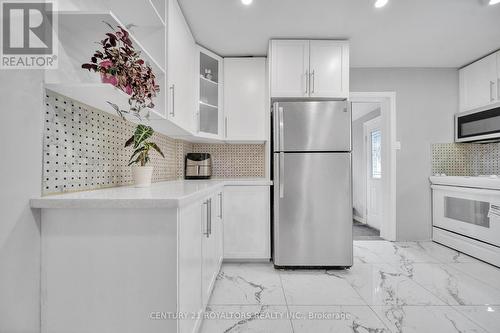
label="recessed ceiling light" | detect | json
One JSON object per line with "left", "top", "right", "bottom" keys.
{"left": 241, "top": 0, "right": 253, "bottom": 5}
{"left": 489, "top": 0, "right": 500, "bottom": 5}
{"left": 374, "top": 0, "right": 388, "bottom": 8}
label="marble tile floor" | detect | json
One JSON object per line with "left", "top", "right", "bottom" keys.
{"left": 200, "top": 240, "right": 500, "bottom": 333}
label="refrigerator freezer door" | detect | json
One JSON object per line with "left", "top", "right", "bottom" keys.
{"left": 273, "top": 101, "right": 351, "bottom": 152}
{"left": 274, "top": 152, "right": 353, "bottom": 267}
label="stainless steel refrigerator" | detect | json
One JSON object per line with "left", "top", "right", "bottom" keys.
{"left": 272, "top": 100, "right": 353, "bottom": 268}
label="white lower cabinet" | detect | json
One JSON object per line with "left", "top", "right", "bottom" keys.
{"left": 41, "top": 188, "right": 224, "bottom": 333}
{"left": 180, "top": 191, "right": 223, "bottom": 333}
{"left": 223, "top": 186, "right": 270, "bottom": 260}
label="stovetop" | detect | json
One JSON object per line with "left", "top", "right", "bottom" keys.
{"left": 430, "top": 175, "right": 500, "bottom": 190}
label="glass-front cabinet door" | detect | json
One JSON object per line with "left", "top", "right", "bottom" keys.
{"left": 196, "top": 46, "right": 223, "bottom": 138}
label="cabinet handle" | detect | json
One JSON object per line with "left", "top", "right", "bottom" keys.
{"left": 311, "top": 70, "right": 315, "bottom": 94}
{"left": 208, "top": 198, "right": 212, "bottom": 236}
{"left": 169, "top": 84, "right": 175, "bottom": 117}
{"left": 305, "top": 70, "right": 309, "bottom": 96}
{"left": 225, "top": 116, "right": 228, "bottom": 139}
{"left": 203, "top": 200, "right": 209, "bottom": 237}
{"left": 498, "top": 78, "right": 500, "bottom": 101}
{"left": 490, "top": 81, "right": 495, "bottom": 102}
{"left": 218, "top": 192, "right": 223, "bottom": 219}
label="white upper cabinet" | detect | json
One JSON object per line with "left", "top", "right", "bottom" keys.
{"left": 223, "top": 57, "right": 267, "bottom": 141}
{"left": 196, "top": 46, "right": 224, "bottom": 139}
{"left": 167, "top": 0, "right": 196, "bottom": 132}
{"left": 270, "top": 40, "right": 310, "bottom": 98}
{"left": 270, "top": 40, "right": 349, "bottom": 99}
{"left": 309, "top": 40, "right": 349, "bottom": 98}
{"left": 459, "top": 52, "right": 499, "bottom": 112}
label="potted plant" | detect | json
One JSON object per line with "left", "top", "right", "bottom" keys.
{"left": 82, "top": 24, "right": 165, "bottom": 187}
{"left": 125, "top": 125, "right": 164, "bottom": 187}
{"left": 82, "top": 24, "right": 160, "bottom": 120}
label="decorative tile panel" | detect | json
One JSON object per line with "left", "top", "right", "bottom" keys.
{"left": 191, "top": 144, "right": 266, "bottom": 178}
{"left": 432, "top": 143, "right": 500, "bottom": 176}
{"left": 42, "top": 90, "right": 178, "bottom": 195}
{"left": 42, "top": 90, "right": 266, "bottom": 195}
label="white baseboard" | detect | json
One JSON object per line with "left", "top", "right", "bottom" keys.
{"left": 353, "top": 215, "right": 366, "bottom": 224}
{"left": 433, "top": 227, "right": 500, "bottom": 267}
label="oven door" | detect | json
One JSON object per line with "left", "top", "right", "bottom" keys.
{"left": 432, "top": 185, "right": 500, "bottom": 247}
{"left": 456, "top": 104, "right": 500, "bottom": 142}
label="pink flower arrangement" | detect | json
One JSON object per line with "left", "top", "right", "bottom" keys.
{"left": 82, "top": 24, "right": 160, "bottom": 118}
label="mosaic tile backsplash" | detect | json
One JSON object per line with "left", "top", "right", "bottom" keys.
{"left": 43, "top": 90, "right": 265, "bottom": 195}
{"left": 432, "top": 143, "right": 500, "bottom": 176}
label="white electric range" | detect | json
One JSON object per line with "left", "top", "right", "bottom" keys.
{"left": 430, "top": 175, "right": 500, "bottom": 267}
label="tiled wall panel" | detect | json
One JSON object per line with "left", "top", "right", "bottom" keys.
{"left": 42, "top": 91, "right": 265, "bottom": 195}
{"left": 432, "top": 143, "right": 500, "bottom": 176}
{"left": 192, "top": 144, "right": 265, "bottom": 178}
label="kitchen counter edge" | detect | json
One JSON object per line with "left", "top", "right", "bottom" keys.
{"left": 30, "top": 179, "right": 273, "bottom": 209}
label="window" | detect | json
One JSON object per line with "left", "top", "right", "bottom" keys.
{"left": 371, "top": 130, "right": 381, "bottom": 179}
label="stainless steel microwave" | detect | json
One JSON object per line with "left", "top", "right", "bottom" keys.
{"left": 455, "top": 102, "right": 500, "bottom": 142}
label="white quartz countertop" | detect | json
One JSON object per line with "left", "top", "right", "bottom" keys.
{"left": 30, "top": 178, "right": 272, "bottom": 209}
{"left": 430, "top": 176, "right": 500, "bottom": 190}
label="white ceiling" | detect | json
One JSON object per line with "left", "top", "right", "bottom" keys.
{"left": 352, "top": 102, "right": 380, "bottom": 121}
{"left": 178, "top": 0, "right": 500, "bottom": 68}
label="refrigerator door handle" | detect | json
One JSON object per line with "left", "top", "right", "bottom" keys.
{"left": 279, "top": 106, "right": 284, "bottom": 151}
{"left": 273, "top": 102, "right": 279, "bottom": 151}
{"left": 279, "top": 152, "right": 285, "bottom": 198}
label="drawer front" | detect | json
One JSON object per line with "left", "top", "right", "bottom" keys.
{"left": 432, "top": 185, "right": 500, "bottom": 247}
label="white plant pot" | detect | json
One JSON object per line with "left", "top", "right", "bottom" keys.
{"left": 132, "top": 166, "right": 154, "bottom": 188}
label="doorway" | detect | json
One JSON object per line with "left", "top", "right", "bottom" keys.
{"left": 350, "top": 93, "right": 397, "bottom": 241}
{"left": 352, "top": 102, "right": 383, "bottom": 240}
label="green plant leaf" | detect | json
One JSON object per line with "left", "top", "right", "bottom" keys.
{"left": 128, "top": 156, "right": 140, "bottom": 166}
{"left": 148, "top": 142, "right": 165, "bottom": 158}
{"left": 124, "top": 135, "right": 134, "bottom": 147}
{"left": 133, "top": 125, "right": 153, "bottom": 148}
{"left": 129, "top": 146, "right": 146, "bottom": 162}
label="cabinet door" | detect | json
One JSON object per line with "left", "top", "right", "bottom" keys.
{"left": 224, "top": 58, "right": 267, "bottom": 141}
{"left": 214, "top": 191, "right": 224, "bottom": 266}
{"left": 459, "top": 53, "right": 498, "bottom": 111}
{"left": 178, "top": 200, "right": 203, "bottom": 333}
{"left": 168, "top": 0, "right": 196, "bottom": 131}
{"left": 223, "top": 186, "right": 270, "bottom": 260}
{"left": 201, "top": 196, "right": 220, "bottom": 307}
{"left": 271, "top": 40, "right": 310, "bottom": 98}
{"left": 197, "top": 47, "right": 224, "bottom": 138}
{"left": 309, "top": 40, "right": 349, "bottom": 98}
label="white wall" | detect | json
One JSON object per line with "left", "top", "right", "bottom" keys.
{"left": 350, "top": 68, "right": 458, "bottom": 241}
{"left": 0, "top": 71, "right": 44, "bottom": 333}
{"left": 352, "top": 107, "right": 381, "bottom": 222}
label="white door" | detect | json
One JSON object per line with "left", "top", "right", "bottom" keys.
{"left": 459, "top": 53, "right": 498, "bottom": 111}
{"left": 167, "top": 0, "right": 196, "bottom": 131}
{"left": 270, "top": 40, "right": 310, "bottom": 98}
{"left": 309, "top": 40, "right": 349, "bottom": 98}
{"left": 223, "top": 186, "right": 270, "bottom": 260}
{"left": 223, "top": 57, "right": 267, "bottom": 141}
{"left": 364, "top": 118, "right": 383, "bottom": 231}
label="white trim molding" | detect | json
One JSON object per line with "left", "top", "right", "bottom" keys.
{"left": 350, "top": 92, "right": 397, "bottom": 241}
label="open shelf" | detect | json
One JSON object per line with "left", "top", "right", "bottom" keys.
{"left": 56, "top": 11, "right": 165, "bottom": 74}
{"left": 200, "top": 75, "right": 218, "bottom": 86}
{"left": 199, "top": 101, "right": 218, "bottom": 109}
{"left": 45, "top": 83, "right": 165, "bottom": 121}
{"left": 45, "top": 10, "right": 166, "bottom": 119}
